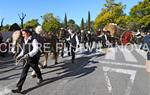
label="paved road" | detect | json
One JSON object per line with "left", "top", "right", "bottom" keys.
{"left": 0, "top": 44, "right": 149, "bottom": 95}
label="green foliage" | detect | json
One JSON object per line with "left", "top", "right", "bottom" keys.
{"left": 80, "top": 18, "right": 84, "bottom": 30}
{"left": 9, "top": 23, "right": 21, "bottom": 31}
{"left": 84, "top": 21, "right": 95, "bottom": 32}
{"left": 64, "top": 13, "right": 68, "bottom": 28}
{"left": 42, "top": 13, "right": 60, "bottom": 32}
{"left": 94, "top": 0, "right": 126, "bottom": 30}
{"left": 24, "top": 19, "right": 39, "bottom": 29}
{"left": 67, "top": 19, "right": 80, "bottom": 32}
{"left": 68, "top": 19, "right": 75, "bottom": 29}
{"left": 0, "top": 24, "right": 10, "bottom": 32}
{"left": 130, "top": 0, "right": 150, "bottom": 31}
{"left": 88, "top": 11, "right": 91, "bottom": 31}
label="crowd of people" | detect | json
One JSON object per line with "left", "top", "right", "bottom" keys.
{"left": 0, "top": 26, "right": 150, "bottom": 93}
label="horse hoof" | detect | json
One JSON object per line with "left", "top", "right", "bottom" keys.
{"left": 61, "top": 52, "right": 64, "bottom": 57}
{"left": 43, "top": 65, "right": 47, "bottom": 68}
{"left": 55, "top": 62, "right": 58, "bottom": 64}
{"left": 68, "top": 52, "right": 70, "bottom": 56}
{"left": 32, "top": 75, "right": 36, "bottom": 78}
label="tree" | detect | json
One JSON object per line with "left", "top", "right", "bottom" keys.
{"left": 1, "top": 24, "right": 10, "bottom": 32}
{"left": 9, "top": 23, "right": 21, "bottom": 31}
{"left": 130, "top": 0, "right": 150, "bottom": 32}
{"left": 67, "top": 19, "right": 80, "bottom": 32}
{"left": 94, "top": 0, "right": 126, "bottom": 30}
{"left": 0, "top": 18, "right": 4, "bottom": 31}
{"left": 127, "top": 22, "right": 141, "bottom": 32}
{"left": 88, "top": 11, "right": 91, "bottom": 31}
{"left": 64, "top": 13, "right": 68, "bottom": 28}
{"left": 80, "top": 18, "right": 84, "bottom": 30}
{"left": 68, "top": 19, "right": 75, "bottom": 29}
{"left": 18, "top": 12, "right": 26, "bottom": 29}
{"left": 24, "top": 19, "right": 39, "bottom": 29}
{"left": 42, "top": 13, "right": 60, "bottom": 32}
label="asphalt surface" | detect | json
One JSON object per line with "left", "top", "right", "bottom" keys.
{"left": 0, "top": 44, "right": 149, "bottom": 95}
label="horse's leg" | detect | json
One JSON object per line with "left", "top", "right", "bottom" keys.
{"left": 61, "top": 42, "right": 64, "bottom": 57}
{"left": 54, "top": 44, "right": 58, "bottom": 64}
{"left": 66, "top": 41, "right": 70, "bottom": 56}
{"left": 43, "top": 53, "right": 48, "bottom": 68}
{"left": 84, "top": 41, "right": 87, "bottom": 49}
{"left": 31, "top": 70, "right": 36, "bottom": 78}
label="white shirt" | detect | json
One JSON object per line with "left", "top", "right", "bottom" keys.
{"left": 71, "top": 33, "right": 79, "bottom": 46}
{"left": 104, "top": 34, "right": 108, "bottom": 41}
{"left": 17, "top": 36, "right": 39, "bottom": 58}
{"left": 66, "top": 33, "right": 79, "bottom": 46}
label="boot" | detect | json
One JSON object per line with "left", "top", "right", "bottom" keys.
{"left": 12, "top": 87, "right": 22, "bottom": 93}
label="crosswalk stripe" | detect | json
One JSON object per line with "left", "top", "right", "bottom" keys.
{"left": 61, "top": 45, "right": 147, "bottom": 64}
{"left": 135, "top": 49, "right": 147, "bottom": 59}
{"left": 104, "top": 48, "right": 116, "bottom": 60}
{"left": 120, "top": 48, "right": 138, "bottom": 63}
{"left": 99, "top": 60, "right": 145, "bottom": 69}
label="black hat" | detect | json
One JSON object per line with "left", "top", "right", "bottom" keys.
{"left": 21, "top": 29, "right": 33, "bottom": 34}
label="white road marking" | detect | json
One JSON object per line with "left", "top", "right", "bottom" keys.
{"left": 99, "top": 60, "right": 145, "bottom": 69}
{"left": 120, "top": 48, "right": 138, "bottom": 63}
{"left": 105, "top": 48, "right": 116, "bottom": 60}
{"left": 103, "top": 66, "right": 136, "bottom": 95}
{"left": 135, "top": 49, "right": 147, "bottom": 59}
{"left": 0, "top": 86, "right": 11, "bottom": 95}
{"left": 104, "top": 71, "right": 113, "bottom": 94}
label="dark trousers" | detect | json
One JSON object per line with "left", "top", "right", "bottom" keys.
{"left": 147, "top": 52, "right": 150, "bottom": 60}
{"left": 17, "top": 58, "right": 42, "bottom": 89}
{"left": 102, "top": 41, "right": 107, "bottom": 48}
{"left": 71, "top": 47, "right": 76, "bottom": 61}
{"left": 66, "top": 41, "right": 70, "bottom": 56}
{"left": 88, "top": 41, "right": 93, "bottom": 49}
{"left": 84, "top": 41, "right": 87, "bottom": 49}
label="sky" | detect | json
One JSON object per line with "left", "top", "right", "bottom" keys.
{"left": 0, "top": 0, "right": 142, "bottom": 26}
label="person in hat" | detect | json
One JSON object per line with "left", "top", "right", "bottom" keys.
{"left": 12, "top": 29, "right": 43, "bottom": 93}
{"left": 68, "top": 29, "right": 80, "bottom": 63}
{"left": 141, "top": 30, "right": 150, "bottom": 73}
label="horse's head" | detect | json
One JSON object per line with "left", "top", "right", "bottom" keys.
{"left": 103, "top": 23, "right": 118, "bottom": 37}
{"left": 35, "top": 25, "right": 44, "bottom": 35}
{"left": 11, "top": 30, "right": 22, "bottom": 54}
{"left": 12, "top": 30, "right": 21, "bottom": 44}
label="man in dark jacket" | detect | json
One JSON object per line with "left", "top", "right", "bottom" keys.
{"left": 68, "top": 29, "right": 80, "bottom": 63}
{"left": 142, "top": 32, "right": 150, "bottom": 59}
{"left": 12, "top": 29, "right": 43, "bottom": 93}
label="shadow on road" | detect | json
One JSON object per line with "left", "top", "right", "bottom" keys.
{"left": 21, "top": 52, "right": 105, "bottom": 94}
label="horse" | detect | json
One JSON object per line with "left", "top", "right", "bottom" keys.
{"left": 120, "top": 31, "right": 134, "bottom": 45}
{"left": 9, "top": 26, "right": 59, "bottom": 67}
{"left": 9, "top": 27, "right": 60, "bottom": 78}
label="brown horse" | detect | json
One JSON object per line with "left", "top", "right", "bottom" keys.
{"left": 120, "top": 31, "right": 133, "bottom": 45}
{"left": 10, "top": 27, "right": 59, "bottom": 67}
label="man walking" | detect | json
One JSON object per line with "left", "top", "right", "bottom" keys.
{"left": 12, "top": 29, "right": 43, "bottom": 93}
{"left": 68, "top": 29, "right": 80, "bottom": 63}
